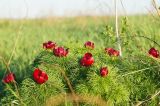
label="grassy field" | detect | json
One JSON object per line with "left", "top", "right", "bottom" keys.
{"left": 0, "top": 16, "right": 160, "bottom": 105}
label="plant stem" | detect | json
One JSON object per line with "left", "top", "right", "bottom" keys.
{"left": 152, "top": 0, "right": 160, "bottom": 17}
{"left": 136, "top": 90, "right": 160, "bottom": 106}
{"left": 115, "top": 0, "right": 122, "bottom": 56}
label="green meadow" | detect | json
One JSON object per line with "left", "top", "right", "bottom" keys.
{"left": 0, "top": 16, "right": 160, "bottom": 105}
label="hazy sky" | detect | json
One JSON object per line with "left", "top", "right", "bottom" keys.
{"left": 0, "top": 0, "right": 155, "bottom": 18}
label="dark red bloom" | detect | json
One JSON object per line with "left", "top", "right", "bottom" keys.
{"left": 80, "top": 53, "right": 94, "bottom": 67}
{"left": 33, "top": 68, "right": 48, "bottom": 84}
{"left": 43, "top": 41, "right": 56, "bottom": 50}
{"left": 84, "top": 41, "right": 94, "bottom": 49}
{"left": 2, "top": 73, "right": 15, "bottom": 84}
{"left": 100, "top": 67, "right": 108, "bottom": 77}
{"left": 53, "top": 47, "right": 69, "bottom": 57}
{"left": 148, "top": 47, "right": 159, "bottom": 58}
{"left": 105, "top": 48, "right": 119, "bottom": 56}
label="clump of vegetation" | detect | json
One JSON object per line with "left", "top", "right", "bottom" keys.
{"left": 0, "top": 16, "right": 160, "bottom": 105}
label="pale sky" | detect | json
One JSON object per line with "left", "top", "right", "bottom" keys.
{"left": 0, "top": 0, "right": 156, "bottom": 18}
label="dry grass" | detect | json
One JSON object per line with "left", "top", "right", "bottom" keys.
{"left": 45, "top": 93, "right": 107, "bottom": 106}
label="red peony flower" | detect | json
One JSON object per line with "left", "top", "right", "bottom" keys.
{"left": 148, "top": 47, "right": 159, "bottom": 58}
{"left": 84, "top": 41, "right": 94, "bottom": 49}
{"left": 53, "top": 47, "right": 69, "bottom": 57}
{"left": 33, "top": 68, "right": 48, "bottom": 84}
{"left": 100, "top": 67, "right": 108, "bottom": 77}
{"left": 43, "top": 41, "right": 56, "bottom": 50}
{"left": 105, "top": 48, "right": 119, "bottom": 56}
{"left": 80, "top": 53, "right": 94, "bottom": 67}
{"left": 2, "top": 73, "right": 15, "bottom": 84}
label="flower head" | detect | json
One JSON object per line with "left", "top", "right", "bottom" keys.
{"left": 105, "top": 48, "right": 119, "bottom": 56}
{"left": 2, "top": 73, "right": 15, "bottom": 84}
{"left": 43, "top": 41, "right": 56, "bottom": 50}
{"left": 84, "top": 41, "right": 94, "bottom": 49}
{"left": 33, "top": 68, "right": 48, "bottom": 84}
{"left": 100, "top": 67, "right": 108, "bottom": 77}
{"left": 53, "top": 47, "right": 69, "bottom": 57}
{"left": 80, "top": 53, "right": 94, "bottom": 67}
{"left": 148, "top": 47, "right": 159, "bottom": 58}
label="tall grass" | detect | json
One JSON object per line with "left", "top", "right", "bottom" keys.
{"left": 0, "top": 15, "right": 160, "bottom": 105}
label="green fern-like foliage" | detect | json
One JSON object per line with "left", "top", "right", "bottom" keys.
{"left": 1, "top": 22, "right": 160, "bottom": 105}
{"left": 1, "top": 44, "right": 160, "bottom": 105}
{"left": 31, "top": 46, "right": 130, "bottom": 105}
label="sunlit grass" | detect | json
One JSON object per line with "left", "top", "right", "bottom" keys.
{"left": 0, "top": 16, "right": 160, "bottom": 105}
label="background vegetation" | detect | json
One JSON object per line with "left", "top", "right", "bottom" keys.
{"left": 0, "top": 15, "right": 160, "bottom": 105}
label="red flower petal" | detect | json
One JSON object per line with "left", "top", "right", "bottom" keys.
{"left": 80, "top": 53, "right": 94, "bottom": 67}
{"left": 40, "top": 71, "right": 47, "bottom": 77}
{"left": 33, "top": 68, "right": 41, "bottom": 80}
{"left": 36, "top": 76, "right": 45, "bottom": 84}
{"left": 2, "top": 73, "right": 15, "bottom": 84}
{"left": 84, "top": 41, "right": 94, "bottom": 49}
{"left": 84, "top": 53, "right": 93, "bottom": 58}
{"left": 54, "top": 47, "right": 69, "bottom": 57}
{"left": 100, "top": 67, "right": 108, "bottom": 77}
{"left": 43, "top": 41, "right": 56, "bottom": 50}
{"left": 44, "top": 74, "right": 48, "bottom": 81}
{"left": 33, "top": 68, "right": 48, "bottom": 84}
{"left": 112, "top": 50, "right": 120, "bottom": 56}
{"left": 148, "top": 47, "right": 159, "bottom": 58}
{"left": 105, "top": 48, "right": 119, "bottom": 57}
